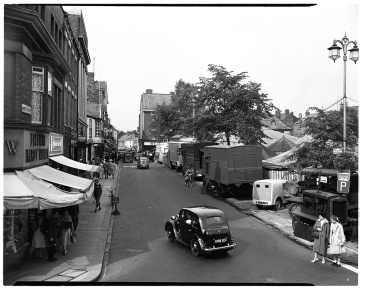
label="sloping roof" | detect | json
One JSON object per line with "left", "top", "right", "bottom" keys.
{"left": 262, "top": 128, "right": 299, "bottom": 146}
{"left": 267, "top": 136, "right": 297, "bottom": 153}
{"left": 260, "top": 143, "right": 276, "bottom": 159}
{"left": 141, "top": 93, "right": 171, "bottom": 110}
{"left": 118, "top": 133, "right": 135, "bottom": 142}
{"left": 261, "top": 116, "right": 292, "bottom": 131}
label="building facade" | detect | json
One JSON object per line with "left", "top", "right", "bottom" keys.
{"left": 3, "top": 4, "right": 86, "bottom": 270}
{"left": 139, "top": 89, "right": 171, "bottom": 152}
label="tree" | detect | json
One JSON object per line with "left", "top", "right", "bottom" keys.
{"left": 287, "top": 107, "right": 358, "bottom": 171}
{"left": 195, "top": 64, "right": 274, "bottom": 144}
{"left": 149, "top": 79, "right": 199, "bottom": 140}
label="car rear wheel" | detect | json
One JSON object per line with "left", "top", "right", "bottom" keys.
{"left": 167, "top": 225, "right": 175, "bottom": 242}
{"left": 190, "top": 238, "right": 201, "bottom": 257}
{"left": 275, "top": 198, "right": 282, "bottom": 210}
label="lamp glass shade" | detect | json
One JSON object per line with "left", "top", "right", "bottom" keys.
{"left": 349, "top": 47, "right": 359, "bottom": 63}
{"left": 328, "top": 45, "right": 341, "bottom": 61}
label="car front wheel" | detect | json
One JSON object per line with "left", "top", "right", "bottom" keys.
{"left": 190, "top": 238, "right": 201, "bottom": 257}
{"left": 167, "top": 225, "right": 175, "bottom": 242}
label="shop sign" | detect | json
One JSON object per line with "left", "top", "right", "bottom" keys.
{"left": 144, "top": 142, "right": 156, "bottom": 146}
{"left": 25, "top": 133, "right": 49, "bottom": 162}
{"left": 49, "top": 132, "right": 63, "bottom": 156}
{"left": 5, "top": 140, "right": 19, "bottom": 154}
{"left": 21, "top": 104, "right": 31, "bottom": 115}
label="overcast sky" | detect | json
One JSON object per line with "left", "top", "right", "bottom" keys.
{"left": 62, "top": 2, "right": 359, "bottom": 132}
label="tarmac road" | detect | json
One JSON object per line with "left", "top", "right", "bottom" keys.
{"left": 101, "top": 162, "right": 357, "bottom": 285}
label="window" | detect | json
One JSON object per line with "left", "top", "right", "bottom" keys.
{"left": 89, "top": 119, "right": 93, "bottom": 138}
{"left": 206, "top": 216, "right": 224, "bottom": 227}
{"left": 51, "top": 14, "right": 54, "bottom": 39}
{"left": 31, "top": 67, "right": 44, "bottom": 123}
{"left": 55, "top": 23, "right": 59, "bottom": 47}
{"left": 53, "top": 84, "right": 62, "bottom": 129}
{"left": 47, "top": 71, "right": 52, "bottom": 126}
{"left": 95, "top": 122, "right": 101, "bottom": 136}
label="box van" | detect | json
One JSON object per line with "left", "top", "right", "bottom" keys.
{"left": 252, "top": 179, "right": 288, "bottom": 210}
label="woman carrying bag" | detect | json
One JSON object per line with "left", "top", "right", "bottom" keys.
{"left": 328, "top": 215, "right": 346, "bottom": 267}
{"left": 311, "top": 213, "right": 330, "bottom": 264}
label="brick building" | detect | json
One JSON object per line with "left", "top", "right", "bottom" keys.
{"left": 139, "top": 89, "right": 171, "bottom": 151}
{"left": 86, "top": 73, "right": 109, "bottom": 161}
{"left": 3, "top": 4, "right": 92, "bottom": 270}
{"left": 67, "top": 10, "right": 91, "bottom": 162}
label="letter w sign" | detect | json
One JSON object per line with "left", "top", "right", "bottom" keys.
{"left": 6, "top": 140, "right": 18, "bottom": 155}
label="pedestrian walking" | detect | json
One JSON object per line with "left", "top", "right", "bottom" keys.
{"left": 95, "top": 156, "right": 101, "bottom": 165}
{"left": 58, "top": 209, "right": 74, "bottom": 255}
{"left": 103, "top": 160, "right": 110, "bottom": 179}
{"left": 328, "top": 215, "right": 346, "bottom": 267}
{"left": 110, "top": 159, "right": 117, "bottom": 178}
{"left": 45, "top": 210, "right": 59, "bottom": 262}
{"left": 31, "top": 213, "right": 47, "bottom": 259}
{"left": 94, "top": 178, "right": 103, "bottom": 212}
{"left": 311, "top": 213, "right": 330, "bottom": 264}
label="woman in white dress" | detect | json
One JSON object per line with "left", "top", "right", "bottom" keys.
{"left": 32, "top": 214, "right": 47, "bottom": 259}
{"left": 328, "top": 215, "right": 346, "bottom": 267}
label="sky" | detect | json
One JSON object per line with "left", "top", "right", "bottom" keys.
{"left": 61, "top": 1, "right": 360, "bottom": 133}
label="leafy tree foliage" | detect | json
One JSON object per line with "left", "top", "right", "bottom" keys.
{"left": 287, "top": 107, "right": 358, "bottom": 171}
{"left": 150, "top": 65, "right": 274, "bottom": 144}
{"left": 195, "top": 64, "right": 274, "bottom": 144}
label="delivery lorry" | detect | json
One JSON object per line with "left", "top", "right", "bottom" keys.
{"left": 181, "top": 142, "right": 218, "bottom": 176}
{"left": 166, "top": 142, "right": 185, "bottom": 171}
{"left": 201, "top": 145, "right": 262, "bottom": 196}
{"left": 155, "top": 142, "right": 169, "bottom": 164}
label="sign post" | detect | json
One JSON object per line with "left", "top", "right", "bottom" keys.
{"left": 111, "top": 191, "right": 120, "bottom": 215}
{"left": 337, "top": 170, "right": 350, "bottom": 193}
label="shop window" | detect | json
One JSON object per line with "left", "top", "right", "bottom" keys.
{"left": 31, "top": 67, "right": 44, "bottom": 123}
{"left": 3, "top": 210, "right": 29, "bottom": 255}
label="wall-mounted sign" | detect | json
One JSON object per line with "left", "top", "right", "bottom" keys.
{"left": 22, "top": 104, "right": 31, "bottom": 115}
{"left": 144, "top": 142, "right": 156, "bottom": 146}
{"left": 337, "top": 170, "right": 350, "bottom": 194}
{"left": 49, "top": 132, "right": 63, "bottom": 156}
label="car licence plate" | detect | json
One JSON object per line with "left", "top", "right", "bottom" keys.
{"left": 214, "top": 238, "right": 227, "bottom": 243}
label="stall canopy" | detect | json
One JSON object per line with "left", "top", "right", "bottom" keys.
{"left": 49, "top": 155, "right": 100, "bottom": 172}
{"left": 4, "top": 173, "right": 38, "bottom": 210}
{"left": 28, "top": 165, "right": 94, "bottom": 197}
{"left": 3, "top": 171, "right": 91, "bottom": 210}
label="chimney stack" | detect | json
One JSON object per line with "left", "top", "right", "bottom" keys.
{"left": 146, "top": 89, "right": 153, "bottom": 94}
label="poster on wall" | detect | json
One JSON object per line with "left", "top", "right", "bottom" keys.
{"left": 49, "top": 132, "right": 63, "bottom": 156}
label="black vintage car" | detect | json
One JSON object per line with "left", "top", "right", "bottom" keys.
{"left": 165, "top": 206, "right": 236, "bottom": 256}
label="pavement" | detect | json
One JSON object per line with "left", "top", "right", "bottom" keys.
{"left": 193, "top": 179, "right": 358, "bottom": 268}
{"left": 3, "top": 164, "right": 120, "bottom": 285}
{"left": 3, "top": 163, "right": 358, "bottom": 285}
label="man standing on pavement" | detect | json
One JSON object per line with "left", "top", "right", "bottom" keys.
{"left": 46, "top": 210, "right": 59, "bottom": 262}
{"left": 94, "top": 178, "right": 103, "bottom": 213}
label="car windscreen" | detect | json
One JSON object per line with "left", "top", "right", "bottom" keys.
{"left": 205, "top": 216, "right": 225, "bottom": 227}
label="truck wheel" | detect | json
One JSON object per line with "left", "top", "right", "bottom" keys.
{"left": 275, "top": 198, "right": 282, "bottom": 210}
{"left": 217, "top": 183, "right": 225, "bottom": 196}
{"left": 292, "top": 216, "right": 302, "bottom": 232}
{"left": 256, "top": 204, "right": 263, "bottom": 209}
{"left": 288, "top": 203, "right": 302, "bottom": 219}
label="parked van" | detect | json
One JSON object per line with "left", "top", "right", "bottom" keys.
{"left": 252, "top": 179, "right": 288, "bottom": 210}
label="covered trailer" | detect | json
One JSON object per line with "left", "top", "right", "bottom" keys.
{"left": 155, "top": 142, "right": 169, "bottom": 164}
{"left": 167, "top": 142, "right": 185, "bottom": 171}
{"left": 202, "top": 145, "right": 262, "bottom": 196}
{"left": 181, "top": 142, "right": 218, "bottom": 176}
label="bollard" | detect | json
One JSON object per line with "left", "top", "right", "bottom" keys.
{"left": 111, "top": 190, "right": 120, "bottom": 215}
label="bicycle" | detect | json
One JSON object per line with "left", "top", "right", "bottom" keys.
{"left": 184, "top": 174, "right": 193, "bottom": 187}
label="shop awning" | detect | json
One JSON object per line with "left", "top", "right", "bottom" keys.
{"left": 28, "top": 165, "right": 94, "bottom": 197}
{"left": 3, "top": 173, "right": 38, "bottom": 210}
{"left": 50, "top": 155, "right": 100, "bottom": 172}
{"left": 3, "top": 172, "right": 92, "bottom": 210}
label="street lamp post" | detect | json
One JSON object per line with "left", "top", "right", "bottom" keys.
{"left": 327, "top": 33, "right": 359, "bottom": 151}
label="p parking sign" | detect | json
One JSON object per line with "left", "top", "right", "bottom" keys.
{"left": 337, "top": 170, "right": 350, "bottom": 194}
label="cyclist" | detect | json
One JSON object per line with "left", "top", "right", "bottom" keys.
{"left": 184, "top": 165, "right": 194, "bottom": 187}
